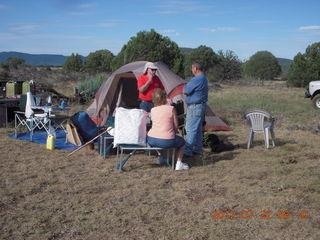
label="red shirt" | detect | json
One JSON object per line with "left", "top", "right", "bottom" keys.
{"left": 137, "top": 74, "right": 164, "bottom": 101}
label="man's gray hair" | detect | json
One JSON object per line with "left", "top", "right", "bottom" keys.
{"left": 192, "top": 61, "right": 204, "bottom": 71}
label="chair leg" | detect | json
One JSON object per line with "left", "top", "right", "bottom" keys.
{"left": 270, "top": 128, "right": 276, "bottom": 147}
{"left": 171, "top": 148, "right": 175, "bottom": 171}
{"left": 30, "top": 121, "right": 34, "bottom": 141}
{"left": 247, "top": 130, "right": 253, "bottom": 149}
{"left": 165, "top": 149, "right": 174, "bottom": 169}
{"left": 264, "top": 128, "right": 270, "bottom": 148}
{"left": 116, "top": 146, "right": 120, "bottom": 169}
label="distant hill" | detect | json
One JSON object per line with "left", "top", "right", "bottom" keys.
{"left": 0, "top": 51, "right": 85, "bottom": 66}
{"left": 277, "top": 57, "right": 293, "bottom": 73}
{"left": 180, "top": 47, "right": 194, "bottom": 53}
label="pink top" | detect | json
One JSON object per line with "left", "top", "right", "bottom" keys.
{"left": 148, "top": 105, "right": 175, "bottom": 139}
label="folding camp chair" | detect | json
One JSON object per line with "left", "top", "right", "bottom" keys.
{"left": 15, "top": 92, "right": 54, "bottom": 140}
{"left": 173, "top": 100, "right": 186, "bottom": 136}
{"left": 68, "top": 111, "right": 111, "bottom": 150}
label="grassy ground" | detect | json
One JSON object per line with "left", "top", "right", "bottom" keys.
{"left": 1, "top": 84, "right": 319, "bottom": 240}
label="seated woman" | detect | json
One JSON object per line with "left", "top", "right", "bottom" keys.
{"left": 147, "top": 88, "right": 189, "bottom": 170}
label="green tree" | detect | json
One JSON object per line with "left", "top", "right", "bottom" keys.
{"left": 210, "top": 50, "right": 242, "bottom": 81}
{"left": 111, "top": 29, "right": 184, "bottom": 76}
{"left": 184, "top": 45, "right": 219, "bottom": 78}
{"left": 287, "top": 42, "right": 320, "bottom": 87}
{"left": 7, "top": 57, "right": 25, "bottom": 69}
{"left": 243, "top": 51, "right": 281, "bottom": 80}
{"left": 85, "top": 49, "right": 114, "bottom": 73}
{"left": 63, "top": 53, "right": 83, "bottom": 72}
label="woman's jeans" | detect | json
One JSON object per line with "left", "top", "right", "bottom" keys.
{"left": 147, "top": 135, "right": 185, "bottom": 148}
{"left": 184, "top": 103, "right": 206, "bottom": 156}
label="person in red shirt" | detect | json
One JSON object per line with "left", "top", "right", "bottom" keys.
{"left": 137, "top": 62, "right": 164, "bottom": 112}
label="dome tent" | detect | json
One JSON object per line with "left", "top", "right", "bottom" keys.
{"left": 86, "top": 61, "right": 232, "bottom": 131}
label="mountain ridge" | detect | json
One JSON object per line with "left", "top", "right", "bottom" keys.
{"left": 0, "top": 51, "right": 293, "bottom": 72}
{"left": 0, "top": 51, "right": 85, "bottom": 66}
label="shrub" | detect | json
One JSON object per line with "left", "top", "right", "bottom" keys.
{"left": 75, "top": 73, "right": 108, "bottom": 103}
{"left": 63, "top": 53, "right": 84, "bottom": 72}
{"left": 86, "top": 50, "right": 114, "bottom": 73}
{"left": 287, "top": 42, "right": 320, "bottom": 87}
{"left": 243, "top": 51, "right": 281, "bottom": 80}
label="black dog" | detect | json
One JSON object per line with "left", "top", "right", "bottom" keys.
{"left": 206, "top": 134, "right": 237, "bottom": 153}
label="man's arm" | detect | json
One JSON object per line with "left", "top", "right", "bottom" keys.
{"left": 138, "top": 76, "right": 152, "bottom": 93}
{"left": 184, "top": 78, "right": 196, "bottom": 96}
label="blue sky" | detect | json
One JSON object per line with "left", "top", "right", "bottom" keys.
{"left": 0, "top": 0, "right": 319, "bottom": 61}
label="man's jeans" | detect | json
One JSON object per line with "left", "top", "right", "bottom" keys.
{"left": 140, "top": 100, "right": 154, "bottom": 112}
{"left": 184, "top": 103, "right": 206, "bottom": 156}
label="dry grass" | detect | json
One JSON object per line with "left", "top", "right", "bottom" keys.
{"left": 1, "top": 84, "right": 319, "bottom": 240}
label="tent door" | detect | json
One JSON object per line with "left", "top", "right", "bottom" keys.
{"left": 114, "top": 77, "right": 140, "bottom": 110}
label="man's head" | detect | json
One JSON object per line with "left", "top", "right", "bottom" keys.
{"left": 152, "top": 88, "right": 167, "bottom": 106}
{"left": 144, "top": 62, "right": 158, "bottom": 76}
{"left": 191, "top": 61, "right": 204, "bottom": 76}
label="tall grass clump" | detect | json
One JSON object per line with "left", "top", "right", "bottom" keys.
{"left": 75, "top": 73, "right": 108, "bottom": 103}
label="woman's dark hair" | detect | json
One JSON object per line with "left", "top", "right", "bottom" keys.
{"left": 152, "top": 88, "right": 167, "bottom": 106}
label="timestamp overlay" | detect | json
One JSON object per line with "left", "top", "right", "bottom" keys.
{"left": 211, "top": 209, "right": 310, "bottom": 220}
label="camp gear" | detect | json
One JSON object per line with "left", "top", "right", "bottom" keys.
{"left": 46, "top": 134, "right": 55, "bottom": 150}
{"left": 114, "top": 107, "right": 148, "bottom": 147}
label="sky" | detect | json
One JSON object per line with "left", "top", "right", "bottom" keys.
{"left": 0, "top": 0, "right": 319, "bottom": 61}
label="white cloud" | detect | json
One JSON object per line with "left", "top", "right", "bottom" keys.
{"left": 158, "top": 29, "right": 180, "bottom": 36}
{"left": 248, "top": 20, "right": 275, "bottom": 24}
{"left": 9, "top": 24, "right": 40, "bottom": 33}
{"left": 67, "top": 11, "right": 93, "bottom": 16}
{"left": 299, "top": 25, "right": 320, "bottom": 31}
{"left": 198, "top": 27, "right": 238, "bottom": 33}
{"left": 78, "top": 3, "right": 95, "bottom": 8}
{"left": 153, "top": 0, "right": 212, "bottom": 15}
{"left": 198, "top": 28, "right": 216, "bottom": 33}
{"left": 97, "top": 20, "right": 124, "bottom": 28}
{"left": 156, "top": 10, "right": 179, "bottom": 15}
{"left": 0, "top": 4, "right": 8, "bottom": 9}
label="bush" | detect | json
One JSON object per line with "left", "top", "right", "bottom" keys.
{"left": 86, "top": 50, "right": 114, "bottom": 73}
{"left": 63, "top": 53, "right": 84, "bottom": 72}
{"left": 209, "top": 50, "right": 242, "bottom": 82}
{"left": 287, "top": 42, "right": 320, "bottom": 87}
{"left": 243, "top": 51, "right": 281, "bottom": 80}
{"left": 75, "top": 73, "right": 108, "bottom": 103}
{"left": 184, "top": 45, "right": 219, "bottom": 78}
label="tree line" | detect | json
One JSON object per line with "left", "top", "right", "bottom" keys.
{"left": 3, "top": 29, "right": 319, "bottom": 87}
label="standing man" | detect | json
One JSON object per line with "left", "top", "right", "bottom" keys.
{"left": 137, "top": 62, "right": 164, "bottom": 112}
{"left": 183, "top": 61, "right": 208, "bottom": 157}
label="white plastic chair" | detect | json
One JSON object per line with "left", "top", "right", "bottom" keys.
{"left": 245, "top": 109, "right": 276, "bottom": 149}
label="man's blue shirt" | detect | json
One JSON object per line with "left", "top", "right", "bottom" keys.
{"left": 184, "top": 73, "right": 208, "bottom": 105}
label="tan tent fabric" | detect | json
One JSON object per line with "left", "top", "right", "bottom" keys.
{"left": 86, "top": 61, "right": 232, "bottom": 131}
